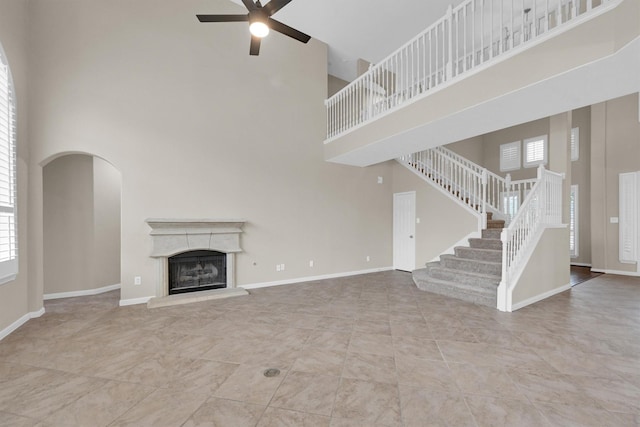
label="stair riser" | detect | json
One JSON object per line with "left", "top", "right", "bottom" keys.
{"left": 429, "top": 268, "right": 500, "bottom": 290}
{"left": 482, "top": 229, "right": 503, "bottom": 239}
{"left": 414, "top": 279, "right": 496, "bottom": 308}
{"left": 454, "top": 247, "right": 502, "bottom": 263}
{"left": 468, "top": 238, "right": 502, "bottom": 250}
{"left": 441, "top": 257, "right": 501, "bottom": 276}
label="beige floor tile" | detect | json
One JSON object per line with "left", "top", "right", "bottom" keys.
{"left": 572, "top": 375, "right": 640, "bottom": 413}
{"left": 109, "top": 388, "right": 208, "bottom": 427}
{"left": 169, "top": 359, "right": 239, "bottom": 394}
{"left": 506, "top": 368, "right": 601, "bottom": 407}
{"left": 182, "top": 397, "right": 265, "bottom": 427}
{"left": 465, "top": 395, "right": 549, "bottom": 427}
{"left": 342, "top": 352, "right": 397, "bottom": 384}
{"left": 392, "top": 335, "right": 442, "bottom": 361}
{"left": 535, "top": 401, "right": 639, "bottom": 427}
{"left": 449, "top": 362, "right": 528, "bottom": 400}
{"left": 348, "top": 332, "right": 394, "bottom": 356}
{"left": 398, "top": 385, "right": 475, "bottom": 427}
{"left": 257, "top": 407, "right": 330, "bottom": 427}
{"left": 353, "top": 319, "right": 391, "bottom": 335}
{"left": 329, "top": 417, "right": 392, "bottom": 426}
{"left": 395, "top": 355, "right": 458, "bottom": 391}
{"left": 0, "top": 411, "right": 40, "bottom": 427}
{"left": 38, "top": 380, "right": 155, "bottom": 427}
{"left": 291, "top": 347, "right": 346, "bottom": 376}
{"left": 214, "top": 364, "right": 285, "bottom": 405}
{"left": 389, "top": 320, "right": 432, "bottom": 338}
{"left": 332, "top": 378, "right": 401, "bottom": 426}
{"left": 270, "top": 371, "right": 340, "bottom": 416}
{"left": 304, "top": 330, "right": 351, "bottom": 352}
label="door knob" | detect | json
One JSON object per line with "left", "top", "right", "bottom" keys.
{"left": 409, "top": 235, "right": 414, "bottom": 239}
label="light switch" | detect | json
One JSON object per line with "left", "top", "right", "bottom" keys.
{"left": 610, "top": 217, "right": 619, "bottom": 224}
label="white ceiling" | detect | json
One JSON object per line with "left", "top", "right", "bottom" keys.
{"left": 229, "top": 0, "right": 463, "bottom": 82}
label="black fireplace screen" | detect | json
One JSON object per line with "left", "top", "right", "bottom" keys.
{"left": 168, "top": 250, "right": 226, "bottom": 295}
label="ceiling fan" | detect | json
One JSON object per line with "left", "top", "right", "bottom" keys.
{"left": 197, "top": 0, "right": 311, "bottom": 56}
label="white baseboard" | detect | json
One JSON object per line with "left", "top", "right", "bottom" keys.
{"left": 119, "top": 296, "right": 153, "bottom": 307}
{"left": 0, "top": 307, "right": 45, "bottom": 341}
{"left": 44, "top": 283, "right": 121, "bottom": 300}
{"left": 241, "top": 267, "right": 395, "bottom": 290}
{"left": 590, "top": 268, "right": 640, "bottom": 277}
{"left": 511, "top": 283, "right": 572, "bottom": 312}
{"left": 570, "top": 262, "right": 592, "bottom": 267}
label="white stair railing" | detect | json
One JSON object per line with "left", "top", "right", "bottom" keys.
{"left": 400, "top": 146, "right": 538, "bottom": 225}
{"left": 325, "top": 0, "right": 615, "bottom": 140}
{"left": 498, "top": 165, "right": 564, "bottom": 311}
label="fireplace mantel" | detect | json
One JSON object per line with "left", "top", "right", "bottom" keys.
{"left": 145, "top": 218, "right": 247, "bottom": 257}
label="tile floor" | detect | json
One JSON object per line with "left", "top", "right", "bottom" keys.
{"left": 0, "top": 270, "right": 639, "bottom": 426}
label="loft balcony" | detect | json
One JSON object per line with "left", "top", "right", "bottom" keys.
{"left": 324, "top": 0, "right": 640, "bottom": 167}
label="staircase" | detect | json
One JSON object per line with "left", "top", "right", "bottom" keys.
{"left": 412, "top": 212, "right": 505, "bottom": 307}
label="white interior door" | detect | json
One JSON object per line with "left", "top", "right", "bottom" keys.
{"left": 393, "top": 191, "right": 416, "bottom": 272}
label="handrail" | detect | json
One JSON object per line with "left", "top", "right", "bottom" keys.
{"left": 325, "top": 0, "right": 614, "bottom": 140}
{"left": 399, "top": 145, "right": 540, "bottom": 226}
{"left": 499, "top": 165, "right": 564, "bottom": 310}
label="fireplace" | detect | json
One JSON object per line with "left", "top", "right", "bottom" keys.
{"left": 168, "top": 250, "right": 226, "bottom": 295}
{"left": 146, "top": 219, "right": 246, "bottom": 298}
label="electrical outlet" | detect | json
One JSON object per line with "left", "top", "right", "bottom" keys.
{"left": 134, "top": 276, "right": 141, "bottom": 285}
{"left": 276, "top": 264, "right": 281, "bottom": 272}
{"left": 377, "top": 176, "right": 383, "bottom": 184}
{"left": 366, "top": 256, "right": 370, "bottom": 262}
{"left": 309, "top": 260, "right": 314, "bottom": 267}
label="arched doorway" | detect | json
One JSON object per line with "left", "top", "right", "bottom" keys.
{"left": 42, "top": 154, "right": 122, "bottom": 298}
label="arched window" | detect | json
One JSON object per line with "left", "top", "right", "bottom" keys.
{"left": 0, "top": 43, "right": 17, "bottom": 284}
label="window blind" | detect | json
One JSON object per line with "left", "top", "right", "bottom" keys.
{"left": 571, "top": 127, "right": 579, "bottom": 161}
{"left": 523, "top": 135, "right": 547, "bottom": 168}
{"left": 500, "top": 141, "right": 521, "bottom": 172}
{"left": 0, "top": 47, "right": 17, "bottom": 284}
{"left": 569, "top": 185, "right": 578, "bottom": 258}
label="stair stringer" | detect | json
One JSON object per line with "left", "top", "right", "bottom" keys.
{"left": 429, "top": 230, "right": 481, "bottom": 262}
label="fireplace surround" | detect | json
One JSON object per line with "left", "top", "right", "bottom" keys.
{"left": 145, "top": 219, "right": 246, "bottom": 297}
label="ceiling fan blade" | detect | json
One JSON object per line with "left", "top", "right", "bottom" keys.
{"left": 241, "top": 0, "right": 257, "bottom": 11}
{"left": 197, "top": 14, "right": 248, "bottom": 22}
{"left": 249, "top": 35, "right": 261, "bottom": 56}
{"left": 264, "top": 0, "right": 293, "bottom": 15}
{"left": 268, "top": 18, "right": 311, "bottom": 43}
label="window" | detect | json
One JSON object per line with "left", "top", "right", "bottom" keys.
{"left": 569, "top": 185, "right": 578, "bottom": 258}
{"left": 571, "top": 127, "right": 579, "bottom": 161}
{"left": 523, "top": 135, "right": 548, "bottom": 168}
{"left": 500, "top": 141, "right": 521, "bottom": 172}
{"left": 0, "top": 43, "right": 17, "bottom": 285}
{"left": 501, "top": 191, "right": 520, "bottom": 220}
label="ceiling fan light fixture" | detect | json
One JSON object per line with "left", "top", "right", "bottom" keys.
{"left": 249, "top": 21, "right": 269, "bottom": 38}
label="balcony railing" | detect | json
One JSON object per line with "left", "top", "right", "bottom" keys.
{"left": 325, "top": 0, "right": 614, "bottom": 141}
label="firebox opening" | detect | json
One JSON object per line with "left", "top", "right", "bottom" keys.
{"left": 168, "top": 250, "right": 226, "bottom": 295}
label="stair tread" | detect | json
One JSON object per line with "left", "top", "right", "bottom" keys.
{"left": 454, "top": 246, "right": 501, "bottom": 253}
{"left": 440, "top": 254, "right": 501, "bottom": 267}
{"left": 428, "top": 264, "right": 501, "bottom": 280}
{"left": 418, "top": 275, "right": 498, "bottom": 295}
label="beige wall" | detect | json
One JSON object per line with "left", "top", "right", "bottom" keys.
{"left": 0, "top": 0, "right": 32, "bottom": 332}
{"left": 512, "top": 227, "right": 570, "bottom": 307}
{"left": 482, "top": 118, "right": 551, "bottom": 181}
{"left": 392, "top": 162, "right": 478, "bottom": 266}
{"left": 43, "top": 155, "right": 121, "bottom": 295}
{"left": 328, "top": 75, "right": 348, "bottom": 98}
{"left": 43, "top": 155, "right": 94, "bottom": 294}
{"left": 92, "top": 157, "right": 121, "bottom": 289}
{"left": 27, "top": 0, "right": 394, "bottom": 303}
{"left": 591, "top": 93, "right": 640, "bottom": 273}
{"left": 570, "top": 107, "right": 592, "bottom": 265}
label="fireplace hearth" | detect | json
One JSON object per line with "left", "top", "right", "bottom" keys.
{"left": 168, "top": 250, "right": 226, "bottom": 295}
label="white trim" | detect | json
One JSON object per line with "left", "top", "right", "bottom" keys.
{"left": 240, "top": 267, "right": 394, "bottom": 290}
{"left": 590, "top": 268, "right": 639, "bottom": 277}
{"left": 119, "top": 296, "right": 153, "bottom": 306}
{"left": 0, "top": 273, "right": 16, "bottom": 286}
{"left": 510, "top": 283, "right": 571, "bottom": 311}
{"left": 0, "top": 307, "right": 45, "bottom": 341}
{"left": 570, "top": 262, "right": 592, "bottom": 267}
{"left": 43, "top": 283, "right": 120, "bottom": 300}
